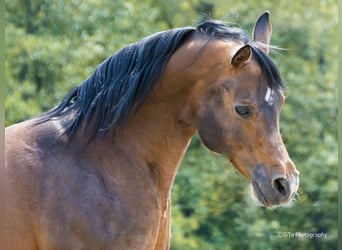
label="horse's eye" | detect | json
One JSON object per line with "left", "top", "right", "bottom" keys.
{"left": 235, "top": 105, "right": 251, "bottom": 118}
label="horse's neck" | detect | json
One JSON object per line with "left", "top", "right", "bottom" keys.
{"left": 80, "top": 88, "right": 195, "bottom": 199}
{"left": 118, "top": 96, "right": 197, "bottom": 194}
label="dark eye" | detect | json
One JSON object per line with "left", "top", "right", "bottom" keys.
{"left": 235, "top": 105, "right": 252, "bottom": 118}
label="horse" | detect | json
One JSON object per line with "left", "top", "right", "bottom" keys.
{"left": 5, "top": 11, "right": 299, "bottom": 249}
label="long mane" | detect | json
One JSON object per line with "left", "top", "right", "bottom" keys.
{"left": 37, "top": 20, "right": 283, "bottom": 139}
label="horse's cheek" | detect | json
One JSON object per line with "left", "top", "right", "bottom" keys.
{"left": 197, "top": 108, "right": 229, "bottom": 153}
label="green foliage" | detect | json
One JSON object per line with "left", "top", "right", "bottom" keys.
{"left": 5, "top": 1, "right": 337, "bottom": 249}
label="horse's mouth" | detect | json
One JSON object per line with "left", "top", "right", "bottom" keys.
{"left": 252, "top": 181, "right": 272, "bottom": 207}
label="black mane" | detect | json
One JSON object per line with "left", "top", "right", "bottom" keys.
{"left": 37, "top": 20, "right": 284, "bottom": 138}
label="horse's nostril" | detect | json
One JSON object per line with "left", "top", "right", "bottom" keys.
{"left": 272, "top": 178, "right": 289, "bottom": 197}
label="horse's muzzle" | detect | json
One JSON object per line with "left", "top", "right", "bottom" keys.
{"left": 251, "top": 165, "right": 299, "bottom": 207}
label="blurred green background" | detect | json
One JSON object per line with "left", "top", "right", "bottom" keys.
{"left": 5, "top": 1, "right": 337, "bottom": 249}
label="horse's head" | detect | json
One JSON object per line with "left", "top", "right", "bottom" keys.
{"left": 180, "top": 12, "right": 299, "bottom": 207}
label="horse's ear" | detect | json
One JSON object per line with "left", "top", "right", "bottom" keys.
{"left": 253, "top": 11, "right": 272, "bottom": 54}
{"left": 231, "top": 45, "right": 252, "bottom": 67}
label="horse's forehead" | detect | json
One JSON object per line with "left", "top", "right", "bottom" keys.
{"left": 232, "top": 65, "right": 283, "bottom": 108}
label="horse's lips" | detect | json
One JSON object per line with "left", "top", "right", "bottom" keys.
{"left": 252, "top": 181, "right": 271, "bottom": 207}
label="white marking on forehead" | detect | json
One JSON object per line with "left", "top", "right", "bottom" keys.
{"left": 264, "top": 87, "right": 273, "bottom": 104}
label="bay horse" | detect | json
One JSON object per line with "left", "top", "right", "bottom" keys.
{"left": 5, "top": 12, "right": 299, "bottom": 249}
